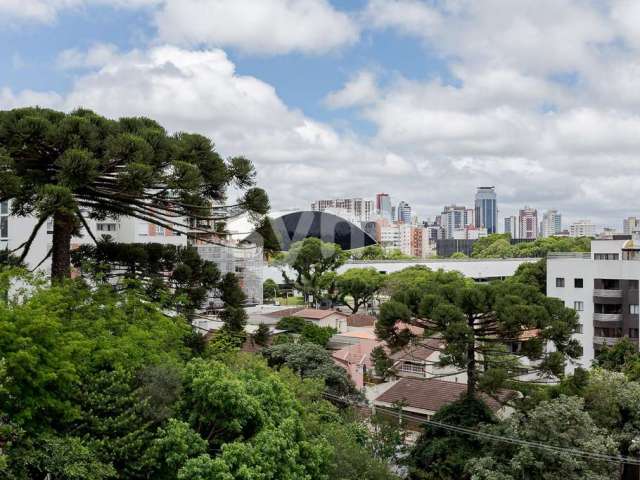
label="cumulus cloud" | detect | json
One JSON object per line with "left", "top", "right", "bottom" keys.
{"left": 324, "top": 71, "right": 379, "bottom": 109}
{"left": 154, "top": 0, "right": 359, "bottom": 55}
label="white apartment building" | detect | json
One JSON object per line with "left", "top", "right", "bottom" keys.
{"left": 504, "top": 215, "right": 518, "bottom": 238}
{"left": 569, "top": 219, "right": 596, "bottom": 237}
{"left": 623, "top": 217, "right": 640, "bottom": 236}
{"left": 540, "top": 209, "right": 562, "bottom": 238}
{"left": 311, "top": 197, "right": 374, "bottom": 222}
{"left": 547, "top": 239, "right": 640, "bottom": 370}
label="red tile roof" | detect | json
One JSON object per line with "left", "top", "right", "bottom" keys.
{"left": 264, "top": 307, "right": 305, "bottom": 318}
{"left": 375, "top": 377, "right": 511, "bottom": 413}
{"left": 332, "top": 339, "right": 381, "bottom": 366}
{"left": 347, "top": 313, "right": 377, "bottom": 327}
{"left": 390, "top": 338, "right": 444, "bottom": 362}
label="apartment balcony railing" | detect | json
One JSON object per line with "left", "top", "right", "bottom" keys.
{"left": 593, "top": 336, "right": 623, "bottom": 346}
{"left": 547, "top": 252, "right": 591, "bottom": 259}
{"left": 593, "top": 313, "right": 624, "bottom": 322}
{"left": 593, "top": 289, "right": 624, "bottom": 298}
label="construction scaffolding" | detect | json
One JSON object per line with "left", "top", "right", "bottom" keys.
{"left": 197, "top": 242, "right": 265, "bottom": 306}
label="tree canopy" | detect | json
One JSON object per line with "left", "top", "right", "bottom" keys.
{"left": 470, "top": 234, "right": 591, "bottom": 259}
{"left": 336, "top": 267, "right": 384, "bottom": 314}
{"left": 376, "top": 267, "right": 582, "bottom": 396}
{"left": 275, "top": 238, "right": 347, "bottom": 305}
{"left": 0, "top": 107, "right": 268, "bottom": 281}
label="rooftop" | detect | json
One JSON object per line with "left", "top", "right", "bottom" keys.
{"left": 375, "top": 377, "right": 511, "bottom": 413}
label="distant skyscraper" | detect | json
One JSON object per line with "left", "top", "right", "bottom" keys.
{"left": 397, "top": 201, "right": 412, "bottom": 224}
{"left": 376, "top": 193, "right": 392, "bottom": 221}
{"left": 311, "top": 197, "right": 374, "bottom": 222}
{"left": 569, "top": 220, "right": 596, "bottom": 238}
{"left": 441, "top": 205, "right": 467, "bottom": 239}
{"left": 475, "top": 187, "right": 497, "bottom": 234}
{"left": 624, "top": 217, "right": 640, "bottom": 236}
{"left": 518, "top": 206, "right": 538, "bottom": 239}
{"left": 504, "top": 216, "right": 518, "bottom": 238}
{"left": 541, "top": 209, "right": 562, "bottom": 237}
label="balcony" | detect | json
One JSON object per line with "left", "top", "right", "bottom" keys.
{"left": 594, "top": 336, "right": 623, "bottom": 346}
{"left": 593, "top": 313, "right": 623, "bottom": 322}
{"left": 593, "top": 289, "right": 623, "bottom": 298}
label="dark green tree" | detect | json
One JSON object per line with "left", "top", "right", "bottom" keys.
{"left": 253, "top": 323, "right": 270, "bottom": 347}
{"left": 275, "top": 238, "right": 347, "bottom": 304}
{"left": 376, "top": 270, "right": 581, "bottom": 396}
{"left": 407, "top": 395, "right": 496, "bottom": 480}
{"left": 336, "top": 267, "right": 384, "bottom": 313}
{"left": 509, "top": 258, "right": 547, "bottom": 293}
{"left": 0, "top": 107, "right": 268, "bottom": 282}
{"left": 276, "top": 316, "right": 336, "bottom": 347}
{"left": 370, "top": 346, "right": 393, "bottom": 379}
{"left": 262, "top": 278, "right": 280, "bottom": 302}
{"left": 72, "top": 241, "right": 221, "bottom": 316}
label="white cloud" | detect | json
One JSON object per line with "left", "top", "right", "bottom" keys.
{"left": 0, "top": 0, "right": 161, "bottom": 23}
{"left": 324, "top": 71, "right": 379, "bottom": 109}
{"left": 154, "top": 0, "right": 359, "bottom": 55}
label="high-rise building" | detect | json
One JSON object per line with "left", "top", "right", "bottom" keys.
{"left": 504, "top": 216, "right": 518, "bottom": 238}
{"left": 376, "top": 193, "right": 392, "bottom": 221}
{"left": 541, "top": 209, "right": 562, "bottom": 237}
{"left": 311, "top": 197, "right": 374, "bottom": 222}
{"left": 569, "top": 220, "right": 596, "bottom": 238}
{"left": 397, "top": 201, "right": 412, "bottom": 224}
{"left": 475, "top": 186, "right": 497, "bottom": 234}
{"left": 441, "top": 205, "right": 468, "bottom": 239}
{"left": 518, "top": 206, "right": 538, "bottom": 239}
{"left": 623, "top": 217, "right": 640, "bottom": 236}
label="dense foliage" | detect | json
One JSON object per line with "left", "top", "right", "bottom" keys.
{"left": 276, "top": 315, "right": 336, "bottom": 347}
{"left": 471, "top": 234, "right": 591, "bottom": 259}
{"left": 335, "top": 267, "right": 384, "bottom": 313}
{"left": 0, "top": 271, "right": 395, "bottom": 479}
{"left": 376, "top": 266, "right": 581, "bottom": 396}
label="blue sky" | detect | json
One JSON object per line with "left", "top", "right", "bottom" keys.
{"left": 2, "top": 0, "right": 640, "bottom": 228}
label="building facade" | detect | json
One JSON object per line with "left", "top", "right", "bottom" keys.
{"left": 376, "top": 193, "right": 392, "bottom": 221}
{"left": 569, "top": 220, "right": 596, "bottom": 238}
{"left": 540, "top": 209, "right": 562, "bottom": 237}
{"left": 397, "top": 201, "right": 412, "bottom": 224}
{"left": 547, "top": 239, "right": 640, "bottom": 370}
{"left": 623, "top": 217, "right": 640, "bottom": 236}
{"left": 441, "top": 205, "right": 469, "bottom": 239}
{"left": 518, "top": 206, "right": 538, "bottom": 239}
{"left": 504, "top": 215, "right": 518, "bottom": 239}
{"left": 475, "top": 186, "right": 497, "bottom": 234}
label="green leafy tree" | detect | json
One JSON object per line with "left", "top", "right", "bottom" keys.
{"left": 407, "top": 395, "right": 496, "bottom": 480}
{"left": 509, "top": 258, "right": 547, "bottom": 293}
{"left": 276, "top": 316, "right": 336, "bottom": 347}
{"left": 336, "top": 267, "right": 384, "bottom": 314}
{"left": 263, "top": 342, "right": 358, "bottom": 397}
{"left": 218, "top": 272, "right": 248, "bottom": 342}
{"left": 253, "top": 323, "right": 270, "bottom": 347}
{"left": 0, "top": 107, "right": 268, "bottom": 282}
{"left": 376, "top": 269, "right": 581, "bottom": 396}
{"left": 370, "top": 346, "right": 393, "bottom": 378}
{"left": 468, "top": 395, "right": 618, "bottom": 480}
{"left": 593, "top": 337, "right": 640, "bottom": 373}
{"left": 72, "top": 242, "right": 221, "bottom": 316}
{"left": 262, "top": 278, "right": 280, "bottom": 302}
{"left": 276, "top": 238, "right": 347, "bottom": 304}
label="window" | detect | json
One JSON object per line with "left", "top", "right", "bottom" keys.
{"left": 155, "top": 224, "right": 165, "bottom": 236}
{"left": 574, "top": 278, "right": 583, "bottom": 288}
{"left": 576, "top": 324, "right": 583, "bottom": 334}
{"left": 0, "top": 201, "right": 7, "bottom": 214}
{"left": 96, "top": 223, "right": 117, "bottom": 232}
{"left": 631, "top": 304, "right": 639, "bottom": 315}
{"left": 556, "top": 277, "right": 565, "bottom": 288}
{"left": 630, "top": 328, "right": 639, "bottom": 339}
{"left": 400, "top": 362, "right": 425, "bottom": 376}
{"left": 0, "top": 216, "right": 7, "bottom": 239}
{"left": 574, "top": 301, "right": 584, "bottom": 312}
{"left": 594, "top": 253, "right": 619, "bottom": 260}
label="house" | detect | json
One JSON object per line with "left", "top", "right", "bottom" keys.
{"left": 293, "top": 308, "right": 349, "bottom": 333}
{"left": 332, "top": 339, "right": 382, "bottom": 389}
{"left": 374, "top": 377, "right": 514, "bottom": 431}
{"left": 390, "top": 337, "right": 467, "bottom": 383}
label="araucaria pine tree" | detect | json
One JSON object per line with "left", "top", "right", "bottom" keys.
{"left": 0, "top": 108, "right": 269, "bottom": 282}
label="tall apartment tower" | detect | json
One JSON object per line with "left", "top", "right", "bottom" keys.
{"left": 475, "top": 186, "right": 497, "bottom": 234}
{"left": 570, "top": 220, "right": 596, "bottom": 238}
{"left": 376, "top": 193, "right": 392, "bottom": 221}
{"left": 541, "top": 209, "right": 562, "bottom": 237}
{"left": 624, "top": 217, "right": 640, "bottom": 236}
{"left": 504, "top": 216, "right": 518, "bottom": 238}
{"left": 397, "top": 201, "right": 412, "bottom": 224}
{"left": 441, "top": 205, "right": 467, "bottom": 239}
{"left": 518, "top": 206, "right": 538, "bottom": 239}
